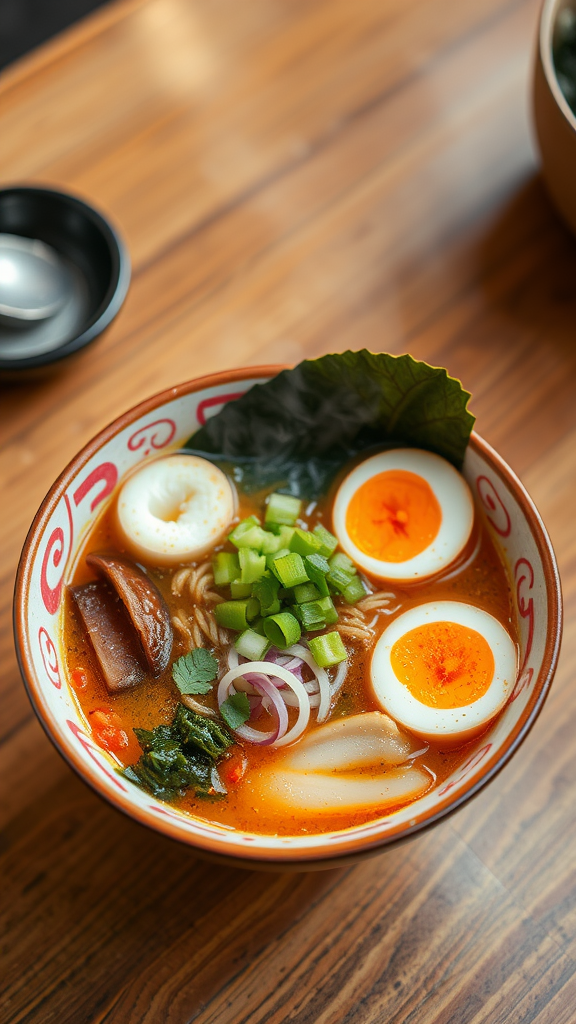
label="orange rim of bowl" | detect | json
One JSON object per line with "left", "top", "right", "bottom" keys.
{"left": 13, "top": 366, "right": 563, "bottom": 866}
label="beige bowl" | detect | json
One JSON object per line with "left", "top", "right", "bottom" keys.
{"left": 13, "top": 367, "right": 562, "bottom": 869}
{"left": 534, "top": 0, "right": 576, "bottom": 232}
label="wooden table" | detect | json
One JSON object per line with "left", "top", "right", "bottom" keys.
{"left": 2, "top": 0, "right": 576, "bottom": 1020}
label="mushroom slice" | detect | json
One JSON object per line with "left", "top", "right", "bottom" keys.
{"left": 258, "top": 766, "right": 431, "bottom": 814}
{"left": 283, "top": 712, "right": 419, "bottom": 773}
{"left": 86, "top": 552, "right": 173, "bottom": 676}
{"left": 71, "top": 581, "right": 146, "bottom": 693}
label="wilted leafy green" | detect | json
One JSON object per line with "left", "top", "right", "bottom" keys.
{"left": 185, "top": 350, "right": 474, "bottom": 497}
{"left": 173, "top": 704, "right": 232, "bottom": 759}
{"left": 124, "top": 705, "right": 233, "bottom": 800}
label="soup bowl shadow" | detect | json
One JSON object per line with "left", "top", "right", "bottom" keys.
{"left": 13, "top": 366, "right": 562, "bottom": 870}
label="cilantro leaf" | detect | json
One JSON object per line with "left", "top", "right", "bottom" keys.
{"left": 220, "top": 691, "right": 250, "bottom": 730}
{"left": 172, "top": 649, "right": 218, "bottom": 695}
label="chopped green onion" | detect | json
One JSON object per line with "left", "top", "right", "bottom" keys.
{"left": 214, "top": 600, "right": 251, "bottom": 631}
{"left": 293, "top": 582, "right": 322, "bottom": 604}
{"left": 250, "top": 616, "right": 267, "bottom": 636}
{"left": 232, "top": 525, "right": 270, "bottom": 551}
{"left": 329, "top": 551, "right": 355, "bottom": 574}
{"left": 304, "top": 553, "right": 330, "bottom": 597}
{"left": 252, "top": 574, "right": 281, "bottom": 616}
{"left": 239, "top": 514, "right": 261, "bottom": 528}
{"left": 263, "top": 611, "right": 302, "bottom": 649}
{"left": 271, "top": 552, "right": 309, "bottom": 588}
{"left": 239, "top": 547, "right": 267, "bottom": 585}
{"left": 214, "top": 598, "right": 259, "bottom": 631}
{"left": 308, "top": 631, "right": 347, "bottom": 667}
{"left": 312, "top": 524, "right": 338, "bottom": 558}
{"left": 265, "top": 493, "right": 302, "bottom": 527}
{"left": 228, "top": 516, "right": 260, "bottom": 547}
{"left": 260, "top": 531, "right": 283, "bottom": 554}
{"left": 265, "top": 547, "right": 290, "bottom": 570}
{"left": 290, "top": 603, "right": 302, "bottom": 622}
{"left": 297, "top": 601, "right": 327, "bottom": 631}
{"left": 326, "top": 565, "right": 355, "bottom": 594}
{"left": 289, "top": 528, "right": 324, "bottom": 558}
{"left": 277, "top": 525, "right": 296, "bottom": 547}
{"left": 295, "top": 596, "right": 338, "bottom": 631}
{"left": 315, "top": 595, "right": 339, "bottom": 625}
{"left": 230, "top": 579, "right": 252, "bottom": 598}
{"left": 305, "top": 552, "right": 330, "bottom": 575}
{"left": 252, "top": 572, "right": 279, "bottom": 601}
{"left": 212, "top": 551, "right": 240, "bottom": 586}
{"left": 341, "top": 575, "right": 368, "bottom": 605}
{"left": 234, "top": 628, "right": 270, "bottom": 661}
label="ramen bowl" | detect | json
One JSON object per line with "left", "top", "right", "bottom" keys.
{"left": 533, "top": 0, "right": 576, "bottom": 234}
{"left": 13, "top": 367, "right": 562, "bottom": 869}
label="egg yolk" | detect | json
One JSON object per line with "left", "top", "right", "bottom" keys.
{"left": 345, "top": 469, "right": 442, "bottom": 562}
{"left": 390, "top": 621, "right": 495, "bottom": 708}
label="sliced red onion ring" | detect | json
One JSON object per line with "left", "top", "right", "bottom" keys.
{"left": 233, "top": 675, "right": 258, "bottom": 694}
{"left": 265, "top": 650, "right": 304, "bottom": 675}
{"left": 218, "top": 661, "right": 310, "bottom": 747}
{"left": 282, "top": 690, "right": 321, "bottom": 708}
{"left": 284, "top": 644, "right": 331, "bottom": 722}
{"left": 218, "top": 664, "right": 279, "bottom": 744}
{"left": 247, "top": 693, "right": 264, "bottom": 720}
{"left": 330, "top": 659, "right": 348, "bottom": 698}
{"left": 264, "top": 648, "right": 284, "bottom": 664}
{"left": 245, "top": 672, "right": 289, "bottom": 742}
{"left": 282, "top": 657, "right": 305, "bottom": 680}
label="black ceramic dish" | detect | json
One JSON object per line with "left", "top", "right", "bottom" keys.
{"left": 0, "top": 186, "right": 130, "bottom": 371}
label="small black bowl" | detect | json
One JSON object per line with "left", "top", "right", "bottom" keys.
{"left": 0, "top": 186, "right": 130, "bottom": 371}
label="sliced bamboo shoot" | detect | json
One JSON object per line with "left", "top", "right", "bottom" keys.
{"left": 283, "top": 712, "right": 419, "bottom": 772}
{"left": 260, "top": 766, "right": 431, "bottom": 813}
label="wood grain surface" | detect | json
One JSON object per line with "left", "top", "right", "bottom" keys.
{"left": 1, "top": 0, "right": 576, "bottom": 1021}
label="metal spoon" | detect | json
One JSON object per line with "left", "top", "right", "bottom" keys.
{"left": 0, "top": 234, "right": 67, "bottom": 324}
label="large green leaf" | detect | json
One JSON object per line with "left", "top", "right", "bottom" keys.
{"left": 185, "top": 350, "right": 474, "bottom": 498}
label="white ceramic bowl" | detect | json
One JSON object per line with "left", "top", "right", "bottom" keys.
{"left": 14, "top": 367, "right": 562, "bottom": 868}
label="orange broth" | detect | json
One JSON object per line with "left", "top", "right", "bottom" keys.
{"left": 62, "top": 465, "right": 517, "bottom": 837}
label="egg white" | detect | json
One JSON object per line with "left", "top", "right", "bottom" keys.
{"left": 117, "top": 454, "right": 236, "bottom": 564}
{"left": 332, "top": 448, "right": 474, "bottom": 581}
{"left": 371, "top": 601, "right": 517, "bottom": 744}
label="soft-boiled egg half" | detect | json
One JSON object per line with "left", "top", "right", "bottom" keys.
{"left": 371, "top": 601, "right": 517, "bottom": 745}
{"left": 332, "top": 448, "right": 474, "bottom": 582}
{"left": 117, "top": 454, "right": 236, "bottom": 565}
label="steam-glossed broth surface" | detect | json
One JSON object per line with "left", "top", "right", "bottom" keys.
{"left": 63, "top": 459, "right": 517, "bottom": 837}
